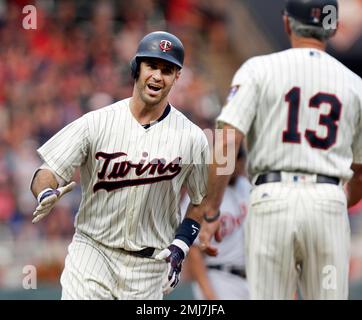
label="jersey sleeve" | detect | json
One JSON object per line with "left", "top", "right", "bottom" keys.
{"left": 217, "top": 59, "right": 259, "bottom": 135}
{"left": 184, "top": 132, "right": 209, "bottom": 205}
{"left": 37, "top": 115, "right": 90, "bottom": 182}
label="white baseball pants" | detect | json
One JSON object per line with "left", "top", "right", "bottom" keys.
{"left": 245, "top": 174, "right": 350, "bottom": 300}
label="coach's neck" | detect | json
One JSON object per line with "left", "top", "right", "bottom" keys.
{"left": 290, "top": 34, "right": 326, "bottom": 51}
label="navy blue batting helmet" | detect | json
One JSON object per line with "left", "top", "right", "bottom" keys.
{"left": 284, "top": 0, "right": 338, "bottom": 27}
{"left": 130, "top": 31, "right": 184, "bottom": 79}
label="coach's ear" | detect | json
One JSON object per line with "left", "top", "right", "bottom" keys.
{"left": 283, "top": 15, "right": 292, "bottom": 37}
{"left": 330, "top": 21, "right": 339, "bottom": 38}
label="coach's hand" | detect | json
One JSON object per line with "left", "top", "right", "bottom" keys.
{"left": 32, "top": 182, "right": 76, "bottom": 223}
{"left": 155, "top": 239, "right": 189, "bottom": 295}
{"left": 199, "top": 219, "right": 221, "bottom": 256}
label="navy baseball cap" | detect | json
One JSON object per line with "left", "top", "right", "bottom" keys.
{"left": 284, "top": 0, "right": 338, "bottom": 27}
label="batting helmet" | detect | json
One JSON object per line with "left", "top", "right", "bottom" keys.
{"left": 130, "top": 31, "right": 184, "bottom": 79}
{"left": 284, "top": 0, "right": 338, "bottom": 27}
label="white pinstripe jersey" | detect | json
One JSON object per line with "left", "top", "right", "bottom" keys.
{"left": 37, "top": 98, "right": 209, "bottom": 250}
{"left": 217, "top": 48, "right": 362, "bottom": 181}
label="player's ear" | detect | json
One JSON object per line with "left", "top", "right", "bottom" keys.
{"left": 174, "top": 69, "right": 181, "bottom": 82}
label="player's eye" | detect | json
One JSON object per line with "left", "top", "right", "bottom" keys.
{"left": 162, "top": 67, "right": 173, "bottom": 75}
{"left": 147, "top": 63, "right": 157, "bottom": 69}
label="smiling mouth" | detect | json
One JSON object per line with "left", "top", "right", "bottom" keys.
{"left": 147, "top": 84, "right": 162, "bottom": 92}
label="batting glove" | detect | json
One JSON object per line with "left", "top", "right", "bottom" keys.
{"left": 32, "top": 181, "right": 76, "bottom": 223}
{"left": 155, "top": 239, "right": 189, "bottom": 295}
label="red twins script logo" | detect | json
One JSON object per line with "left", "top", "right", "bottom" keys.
{"left": 159, "top": 40, "right": 172, "bottom": 52}
{"left": 93, "top": 151, "right": 182, "bottom": 192}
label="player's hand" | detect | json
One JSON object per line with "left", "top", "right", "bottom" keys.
{"left": 32, "top": 181, "right": 76, "bottom": 223}
{"left": 155, "top": 239, "right": 189, "bottom": 295}
{"left": 198, "top": 219, "right": 221, "bottom": 256}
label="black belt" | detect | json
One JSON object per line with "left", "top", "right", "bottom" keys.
{"left": 124, "top": 247, "right": 155, "bottom": 258}
{"left": 208, "top": 265, "right": 247, "bottom": 279}
{"left": 255, "top": 172, "right": 340, "bottom": 186}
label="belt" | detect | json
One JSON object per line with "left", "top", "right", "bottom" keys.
{"left": 77, "top": 231, "right": 157, "bottom": 258}
{"left": 123, "top": 247, "right": 156, "bottom": 258}
{"left": 255, "top": 172, "right": 340, "bottom": 186}
{"left": 208, "top": 265, "right": 247, "bottom": 279}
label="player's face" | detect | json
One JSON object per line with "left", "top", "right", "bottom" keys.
{"left": 136, "top": 58, "right": 180, "bottom": 106}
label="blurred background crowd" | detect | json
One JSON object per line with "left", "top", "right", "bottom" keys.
{"left": 0, "top": 0, "right": 362, "bottom": 299}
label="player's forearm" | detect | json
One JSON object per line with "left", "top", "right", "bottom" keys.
{"left": 205, "top": 162, "right": 232, "bottom": 211}
{"left": 346, "top": 163, "right": 362, "bottom": 208}
{"left": 347, "top": 181, "right": 362, "bottom": 208}
{"left": 206, "top": 125, "right": 243, "bottom": 211}
{"left": 31, "top": 169, "right": 58, "bottom": 198}
{"left": 185, "top": 203, "right": 203, "bottom": 224}
{"left": 347, "top": 177, "right": 362, "bottom": 208}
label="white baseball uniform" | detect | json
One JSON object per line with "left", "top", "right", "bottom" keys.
{"left": 181, "top": 176, "right": 251, "bottom": 300}
{"left": 37, "top": 98, "right": 209, "bottom": 299}
{"left": 217, "top": 48, "right": 362, "bottom": 299}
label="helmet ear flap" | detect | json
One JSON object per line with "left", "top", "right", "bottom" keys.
{"left": 130, "top": 57, "right": 139, "bottom": 79}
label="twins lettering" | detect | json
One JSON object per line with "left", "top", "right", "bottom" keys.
{"left": 93, "top": 151, "right": 182, "bottom": 192}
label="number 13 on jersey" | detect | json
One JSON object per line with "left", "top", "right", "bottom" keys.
{"left": 282, "top": 87, "right": 342, "bottom": 150}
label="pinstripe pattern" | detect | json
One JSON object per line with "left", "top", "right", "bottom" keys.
{"left": 38, "top": 98, "right": 208, "bottom": 299}
{"left": 38, "top": 98, "right": 208, "bottom": 250}
{"left": 61, "top": 232, "right": 167, "bottom": 299}
{"left": 218, "top": 48, "right": 362, "bottom": 181}
{"left": 218, "top": 48, "right": 362, "bottom": 300}
{"left": 245, "top": 180, "right": 349, "bottom": 299}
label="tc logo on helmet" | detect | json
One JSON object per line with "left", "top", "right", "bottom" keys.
{"left": 159, "top": 40, "right": 172, "bottom": 52}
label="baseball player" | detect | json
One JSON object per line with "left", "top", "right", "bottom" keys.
{"left": 182, "top": 146, "right": 250, "bottom": 300}
{"left": 30, "top": 31, "right": 209, "bottom": 300}
{"left": 198, "top": 0, "right": 362, "bottom": 300}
